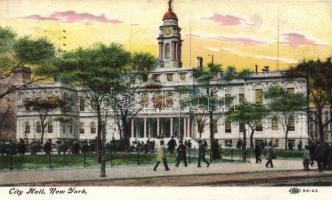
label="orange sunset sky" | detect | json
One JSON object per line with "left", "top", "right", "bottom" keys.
{"left": 0, "top": 0, "right": 332, "bottom": 70}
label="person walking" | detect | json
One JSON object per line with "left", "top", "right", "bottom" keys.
{"left": 303, "top": 145, "right": 311, "bottom": 171}
{"left": 153, "top": 140, "right": 170, "bottom": 171}
{"left": 265, "top": 144, "right": 275, "bottom": 168}
{"left": 167, "top": 136, "right": 177, "bottom": 156}
{"left": 175, "top": 140, "right": 187, "bottom": 167}
{"left": 254, "top": 143, "right": 262, "bottom": 164}
{"left": 198, "top": 140, "right": 209, "bottom": 167}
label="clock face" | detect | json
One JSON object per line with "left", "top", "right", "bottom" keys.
{"left": 163, "top": 27, "right": 172, "bottom": 35}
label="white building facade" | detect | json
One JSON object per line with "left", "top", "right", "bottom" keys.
{"left": 15, "top": 5, "right": 309, "bottom": 148}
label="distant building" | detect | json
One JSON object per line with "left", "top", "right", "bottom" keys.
{"left": 15, "top": 3, "right": 309, "bottom": 148}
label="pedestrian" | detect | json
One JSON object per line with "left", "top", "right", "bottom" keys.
{"left": 265, "top": 144, "right": 275, "bottom": 168}
{"left": 153, "top": 140, "right": 170, "bottom": 171}
{"left": 43, "top": 139, "right": 52, "bottom": 155}
{"left": 212, "top": 140, "right": 221, "bottom": 160}
{"left": 30, "top": 140, "right": 38, "bottom": 155}
{"left": 303, "top": 145, "right": 311, "bottom": 171}
{"left": 198, "top": 140, "right": 209, "bottom": 167}
{"left": 254, "top": 143, "right": 262, "bottom": 164}
{"left": 17, "top": 138, "right": 26, "bottom": 156}
{"left": 167, "top": 136, "right": 177, "bottom": 156}
{"left": 175, "top": 140, "right": 187, "bottom": 167}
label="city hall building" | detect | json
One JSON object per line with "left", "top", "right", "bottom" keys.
{"left": 15, "top": 5, "right": 309, "bottom": 148}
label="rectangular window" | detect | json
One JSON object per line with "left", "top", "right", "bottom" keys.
{"left": 62, "top": 123, "right": 66, "bottom": 134}
{"left": 24, "top": 122, "right": 30, "bottom": 134}
{"left": 287, "top": 88, "right": 295, "bottom": 94}
{"left": 212, "top": 119, "right": 218, "bottom": 133}
{"left": 255, "top": 120, "right": 263, "bottom": 132}
{"left": 36, "top": 122, "right": 41, "bottom": 133}
{"left": 25, "top": 98, "right": 31, "bottom": 110}
{"left": 225, "top": 120, "right": 232, "bottom": 133}
{"left": 239, "top": 123, "right": 245, "bottom": 133}
{"left": 179, "top": 73, "right": 186, "bottom": 81}
{"left": 79, "top": 97, "right": 85, "bottom": 111}
{"left": 272, "top": 117, "right": 278, "bottom": 131}
{"left": 239, "top": 93, "right": 245, "bottom": 104}
{"left": 255, "top": 89, "right": 263, "bottom": 104}
{"left": 288, "top": 116, "right": 295, "bottom": 131}
{"left": 80, "top": 123, "right": 85, "bottom": 134}
{"left": 48, "top": 122, "right": 53, "bottom": 133}
{"left": 152, "top": 74, "right": 160, "bottom": 82}
{"left": 166, "top": 73, "right": 173, "bottom": 81}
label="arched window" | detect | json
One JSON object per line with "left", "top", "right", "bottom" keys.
{"left": 153, "top": 93, "right": 163, "bottom": 109}
{"left": 140, "top": 93, "right": 149, "bottom": 107}
{"left": 24, "top": 122, "right": 30, "bottom": 134}
{"left": 166, "top": 94, "right": 174, "bottom": 108}
{"left": 90, "top": 122, "right": 96, "bottom": 134}
{"left": 271, "top": 116, "right": 278, "bottom": 131}
{"left": 80, "top": 122, "right": 84, "bottom": 134}
{"left": 36, "top": 122, "right": 41, "bottom": 133}
{"left": 164, "top": 43, "right": 170, "bottom": 58}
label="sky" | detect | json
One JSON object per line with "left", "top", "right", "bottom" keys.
{"left": 0, "top": 0, "right": 332, "bottom": 71}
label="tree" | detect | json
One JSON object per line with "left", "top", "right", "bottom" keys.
{"left": 111, "top": 52, "right": 156, "bottom": 145}
{"left": 0, "top": 26, "right": 56, "bottom": 139}
{"left": 24, "top": 97, "right": 68, "bottom": 143}
{"left": 189, "top": 64, "right": 249, "bottom": 160}
{"left": 131, "top": 52, "right": 156, "bottom": 82}
{"left": 287, "top": 58, "right": 332, "bottom": 143}
{"left": 227, "top": 102, "right": 269, "bottom": 150}
{"left": 0, "top": 27, "right": 56, "bottom": 100}
{"left": 52, "top": 43, "right": 131, "bottom": 162}
{"left": 264, "top": 85, "right": 306, "bottom": 150}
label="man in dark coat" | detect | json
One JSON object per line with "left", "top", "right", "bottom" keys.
{"left": 43, "top": 139, "right": 52, "bottom": 154}
{"left": 198, "top": 140, "right": 210, "bottom": 167}
{"left": 175, "top": 140, "right": 187, "bottom": 167}
{"left": 254, "top": 143, "right": 262, "bottom": 163}
{"left": 167, "top": 136, "right": 177, "bottom": 156}
{"left": 212, "top": 140, "right": 221, "bottom": 160}
{"left": 17, "top": 138, "right": 26, "bottom": 156}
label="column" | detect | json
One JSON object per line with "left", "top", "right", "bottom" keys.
{"left": 170, "top": 117, "right": 173, "bottom": 137}
{"left": 157, "top": 118, "right": 160, "bottom": 137}
{"left": 183, "top": 118, "right": 187, "bottom": 138}
{"left": 144, "top": 118, "right": 147, "bottom": 138}
{"left": 187, "top": 118, "right": 191, "bottom": 138}
{"left": 131, "top": 119, "right": 134, "bottom": 138}
{"left": 159, "top": 42, "right": 163, "bottom": 60}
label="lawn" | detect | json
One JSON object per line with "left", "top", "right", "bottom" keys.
{"left": 0, "top": 148, "right": 303, "bottom": 170}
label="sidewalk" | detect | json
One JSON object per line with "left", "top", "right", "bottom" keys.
{"left": 0, "top": 159, "right": 325, "bottom": 185}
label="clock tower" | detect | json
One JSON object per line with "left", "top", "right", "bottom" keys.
{"left": 157, "top": 0, "right": 182, "bottom": 68}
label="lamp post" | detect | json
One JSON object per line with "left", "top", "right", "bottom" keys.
{"left": 99, "top": 88, "right": 114, "bottom": 177}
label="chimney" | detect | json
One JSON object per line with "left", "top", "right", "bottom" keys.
{"left": 12, "top": 66, "right": 31, "bottom": 85}
{"left": 255, "top": 65, "right": 258, "bottom": 74}
{"left": 196, "top": 57, "right": 203, "bottom": 69}
{"left": 262, "top": 65, "right": 269, "bottom": 77}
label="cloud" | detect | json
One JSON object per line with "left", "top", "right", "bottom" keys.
{"left": 184, "top": 33, "right": 201, "bottom": 37}
{"left": 254, "top": 55, "right": 297, "bottom": 64}
{"left": 281, "top": 33, "right": 321, "bottom": 47}
{"left": 208, "top": 35, "right": 265, "bottom": 45}
{"left": 19, "top": 11, "right": 123, "bottom": 24}
{"left": 202, "top": 13, "right": 249, "bottom": 26}
{"left": 205, "top": 47, "right": 235, "bottom": 53}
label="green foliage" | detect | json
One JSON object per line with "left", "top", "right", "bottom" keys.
{"left": 24, "top": 97, "right": 68, "bottom": 112}
{"left": 264, "top": 85, "right": 306, "bottom": 113}
{"left": 56, "top": 43, "right": 131, "bottom": 94}
{"left": 0, "top": 26, "right": 16, "bottom": 54}
{"left": 132, "top": 52, "right": 156, "bottom": 81}
{"left": 227, "top": 102, "right": 268, "bottom": 124}
{"left": 13, "top": 36, "right": 55, "bottom": 65}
